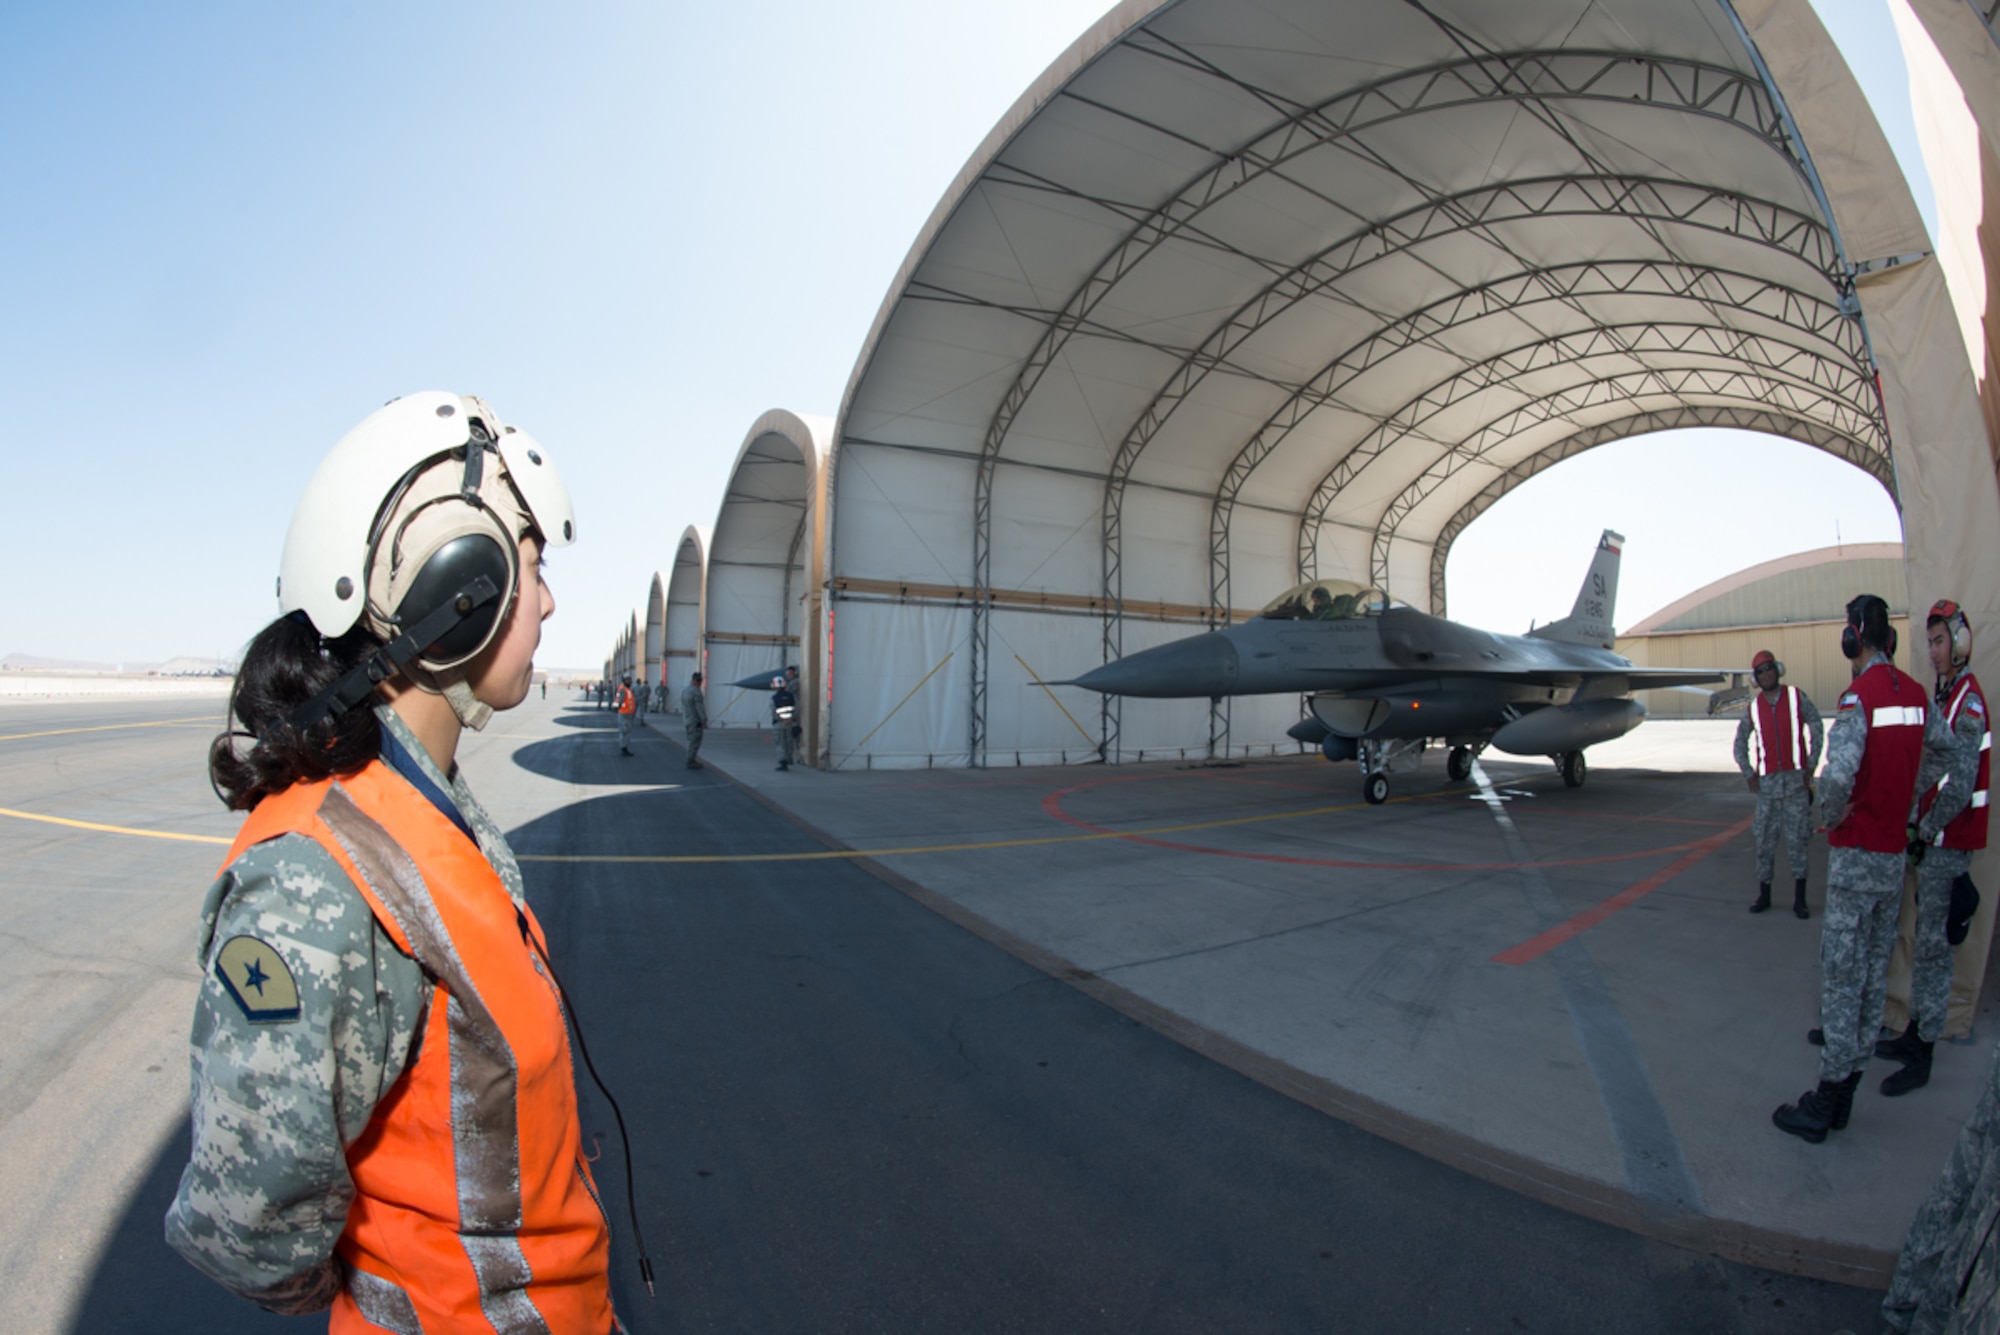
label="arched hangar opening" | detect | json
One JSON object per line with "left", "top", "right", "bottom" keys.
{"left": 661, "top": 525, "right": 711, "bottom": 712}
{"left": 643, "top": 571, "right": 668, "bottom": 694}
{"left": 824, "top": 0, "right": 1998, "bottom": 771}
{"left": 704, "top": 411, "right": 831, "bottom": 749}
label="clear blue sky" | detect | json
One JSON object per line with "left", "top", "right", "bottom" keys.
{"left": 0, "top": 1, "right": 1931, "bottom": 669}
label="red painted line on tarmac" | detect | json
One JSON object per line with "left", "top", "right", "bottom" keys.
{"left": 1039, "top": 775, "right": 1747, "bottom": 873}
{"left": 1490, "top": 815, "right": 1754, "bottom": 966}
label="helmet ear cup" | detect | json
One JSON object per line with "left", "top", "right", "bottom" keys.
{"left": 397, "top": 529, "right": 516, "bottom": 670}
{"left": 1933, "top": 601, "right": 1975, "bottom": 665}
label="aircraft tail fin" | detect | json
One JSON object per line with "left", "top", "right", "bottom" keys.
{"left": 1528, "top": 529, "right": 1622, "bottom": 649}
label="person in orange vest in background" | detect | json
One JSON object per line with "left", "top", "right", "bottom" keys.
{"left": 165, "top": 393, "right": 643, "bottom": 1330}
{"left": 1774, "top": 594, "right": 1942, "bottom": 1144}
{"left": 1877, "top": 600, "right": 1990, "bottom": 1098}
{"left": 616, "top": 672, "right": 637, "bottom": 755}
{"left": 1733, "top": 649, "right": 1824, "bottom": 919}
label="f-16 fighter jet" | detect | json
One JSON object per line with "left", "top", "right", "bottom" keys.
{"left": 1068, "top": 530, "right": 1724, "bottom": 804}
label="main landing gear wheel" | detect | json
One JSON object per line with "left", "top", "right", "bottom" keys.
{"left": 1364, "top": 772, "right": 1390, "bottom": 804}
{"left": 1560, "top": 750, "right": 1587, "bottom": 789}
{"left": 1447, "top": 746, "right": 1473, "bottom": 782}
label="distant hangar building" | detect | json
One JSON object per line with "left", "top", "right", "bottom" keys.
{"left": 1615, "top": 543, "right": 1911, "bottom": 719}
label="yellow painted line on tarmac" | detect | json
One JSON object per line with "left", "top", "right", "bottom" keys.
{"left": 0, "top": 806, "right": 231, "bottom": 845}
{"left": 0, "top": 716, "right": 218, "bottom": 743}
{"left": 516, "top": 795, "right": 1395, "bottom": 864}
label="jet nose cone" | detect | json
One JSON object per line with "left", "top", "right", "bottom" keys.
{"left": 1072, "top": 632, "right": 1239, "bottom": 698}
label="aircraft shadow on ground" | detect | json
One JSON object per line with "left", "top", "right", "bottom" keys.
{"left": 509, "top": 726, "right": 704, "bottom": 786}
{"left": 546, "top": 706, "right": 627, "bottom": 730}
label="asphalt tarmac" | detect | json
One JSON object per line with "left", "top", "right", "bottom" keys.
{"left": 0, "top": 695, "right": 1901, "bottom": 1332}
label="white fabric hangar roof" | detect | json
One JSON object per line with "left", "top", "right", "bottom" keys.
{"left": 827, "top": 0, "right": 1913, "bottom": 767}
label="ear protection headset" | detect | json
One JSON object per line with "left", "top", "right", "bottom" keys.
{"left": 279, "top": 393, "right": 575, "bottom": 730}
{"left": 1930, "top": 599, "right": 1975, "bottom": 668}
{"left": 1751, "top": 649, "right": 1783, "bottom": 679}
{"left": 1843, "top": 593, "right": 1893, "bottom": 661}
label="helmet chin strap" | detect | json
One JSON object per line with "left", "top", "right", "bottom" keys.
{"left": 438, "top": 672, "right": 494, "bottom": 731}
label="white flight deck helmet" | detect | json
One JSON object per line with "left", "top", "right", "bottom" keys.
{"left": 278, "top": 391, "right": 575, "bottom": 730}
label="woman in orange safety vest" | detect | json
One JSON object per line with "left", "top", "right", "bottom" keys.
{"left": 165, "top": 393, "right": 640, "bottom": 1332}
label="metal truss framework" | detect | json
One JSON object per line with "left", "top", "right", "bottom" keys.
{"left": 1286, "top": 325, "right": 1886, "bottom": 570}
{"left": 1423, "top": 404, "right": 1898, "bottom": 615}
{"left": 962, "top": 40, "right": 1819, "bottom": 767}
{"left": 866, "top": 6, "right": 1906, "bottom": 768}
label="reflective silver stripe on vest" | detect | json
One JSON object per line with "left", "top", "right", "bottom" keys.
{"left": 348, "top": 1267, "right": 424, "bottom": 1334}
{"left": 1873, "top": 706, "right": 1926, "bottom": 728}
{"left": 320, "top": 785, "right": 552, "bottom": 1335}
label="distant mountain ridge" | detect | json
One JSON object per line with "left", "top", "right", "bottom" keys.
{"left": 2, "top": 653, "right": 232, "bottom": 676}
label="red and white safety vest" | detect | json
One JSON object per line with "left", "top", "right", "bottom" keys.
{"left": 1921, "top": 672, "right": 1990, "bottom": 850}
{"left": 1749, "top": 686, "right": 1812, "bottom": 775}
{"left": 1828, "top": 660, "right": 1929, "bottom": 854}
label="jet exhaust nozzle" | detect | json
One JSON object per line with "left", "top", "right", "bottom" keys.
{"left": 1489, "top": 698, "right": 1645, "bottom": 756}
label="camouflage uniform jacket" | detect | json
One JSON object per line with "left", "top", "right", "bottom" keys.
{"left": 1820, "top": 653, "right": 1927, "bottom": 895}
{"left": 164, "top": 705, "right": 529, "bottom": 1314}
{"left": 1912, "top": 668, "right": 1985, "bottom": 846}
{"left": 1884, "top": 1040, "right": 2000, "bottom": 1333}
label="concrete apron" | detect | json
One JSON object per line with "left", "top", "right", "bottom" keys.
{"left": 649, "top": 715, "right": 1995, "bottom": 1288}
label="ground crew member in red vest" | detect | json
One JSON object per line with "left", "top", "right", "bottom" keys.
{"left": 1774, "top": 594, "right": 1941, "bottom": 1143}
{"left": 1877, "top": 600, "right": 1990, "bottom": 1097}
{"left": 1734, "top": 649, "right": 1824, "bottom": 918}
{"left": 616, "top": 673, "right": 637, "bottom": 755}
{"left": 165, "top": 393, "right": 636, "bottom": 1330}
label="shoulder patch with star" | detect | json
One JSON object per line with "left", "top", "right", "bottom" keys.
{"left": 213, "top": 935, "right": 302, "bottom": 1024}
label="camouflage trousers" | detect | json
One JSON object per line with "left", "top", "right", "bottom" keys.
{"left": 1752, "top": 770, "right": 1812, "bottom": 883}
{"left": 1883, "top": 1039, "right": 2000, "bottom": 1333}
{"left": 1911, "top": 849, "right": 1974, "bottom": 1043}
{"left": 774, "top": 721, "right": 797, "bottom": 767}
{"left": 1819, "top": 882, "right": 1901, "bottom": 1083}
{"left": 684, "top": 722, "right": 705, "bottom": 766}
{"left": 617, "top": 712, "right": 634, "bottom": 750}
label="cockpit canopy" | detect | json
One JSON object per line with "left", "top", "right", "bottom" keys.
{"left": 1255, "top": 578, "right": 1398, "bottom": 622}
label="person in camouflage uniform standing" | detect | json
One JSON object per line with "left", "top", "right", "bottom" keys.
{"left": 681, "top": 670, "right": 708, "bottom": 769}
{"left": 1878, "top": 601, "right": 1990, "bottom": 1098}
{"left": 1882, "top": 1038, "right": 2000, "bottom": 1332}
{"left": 1774, "top": 594, "right": 1938, "bottom": 1143}
{"left": 164, "top": 394, "right": 634, "bottom": 1329}
{"left": 1734, "top": 648, "right": 1823, "bottom": 919}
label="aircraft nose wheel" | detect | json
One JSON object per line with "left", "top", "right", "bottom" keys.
{"left": 1446, "top": 746, "right": 1473, "bottom": 782}
{"left": 1559, "top": 750, "right": 1587, "bottom": 788}
{"left": 1364, "top": 772, "right": 1390, "bottom": 804}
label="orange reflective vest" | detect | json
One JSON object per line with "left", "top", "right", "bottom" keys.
{"left": 223, "top": 762, "right": 615, "bottom": 1334}
{"left": 616, "top": 686, "right": 635, "bottom": 715}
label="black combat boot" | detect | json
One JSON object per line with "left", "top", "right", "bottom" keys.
{"left": 1876, "top": 1020, "right": 1922, "bottom": 1062}
{"left": 1881, "top": 1040, "right": 1934, "bottom": 1097}
{"left": 1792, "top": 879, "right": 1809, "bottom": 920}
{"left": 1750, "top": 882, "right": 1772, "bottom": 914}
{"left": 1808, "top": 1027, "right": 1823, "bottom": 1046}
{"left": 1772, "top": 1072, "right": 1862, "bottom": 1143}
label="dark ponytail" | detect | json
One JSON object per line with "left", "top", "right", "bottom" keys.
{"left": 209, "top": 614, "right": 385, "bottom": 810}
